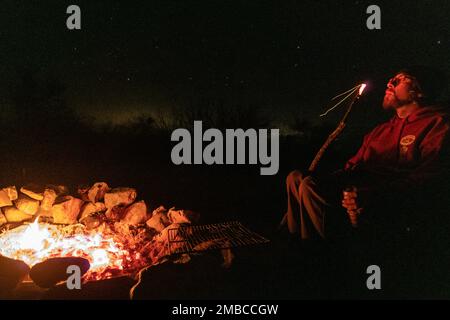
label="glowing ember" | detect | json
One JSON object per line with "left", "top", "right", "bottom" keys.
{"left": 0, "top": 220, "right": 143, "bottom": 281}
{"left": 358, "top": 83, "right": 367, "bottom": 95}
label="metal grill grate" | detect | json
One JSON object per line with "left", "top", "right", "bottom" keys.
{"left": 167, "top": 221, "right": 270, "bottom": 255}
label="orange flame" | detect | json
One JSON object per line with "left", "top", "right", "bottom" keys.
{"left": 0, "top": 221, "right": 133, "bottom": 281}
{"left": 358, "top": 83, "right": 367, "bottom": 96}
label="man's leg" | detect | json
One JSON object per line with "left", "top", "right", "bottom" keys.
{"left": 284, "top": 171, "right": 342, "bottom": 239}
{"left": 284, "top": 170, "right": 304, "bottom": 234}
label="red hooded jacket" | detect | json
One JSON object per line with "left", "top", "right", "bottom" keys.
{"left": 344, "top": 106, "right": 450, "bottom": 192}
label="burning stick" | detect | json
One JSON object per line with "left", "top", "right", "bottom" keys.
{"left": 309, "top": 83, "right": 366, "bottom": 172}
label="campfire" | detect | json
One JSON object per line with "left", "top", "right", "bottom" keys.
{"left": 0, "top": 183, "right": 198, "bottom": 285}
{"left": 0, "top": 220, "right": 136, "bottom": 282}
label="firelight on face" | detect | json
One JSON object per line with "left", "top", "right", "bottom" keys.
{"left": 382, "top": 73, "right": 417, "bottom": 110}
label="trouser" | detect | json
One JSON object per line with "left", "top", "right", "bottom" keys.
{"left": 283, "top": 170, "right": 354, "bottom": 240}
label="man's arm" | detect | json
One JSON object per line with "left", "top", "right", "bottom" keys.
{"left": 342, "top": 116, "right": 450, "bottom": 223}
{"left": 341, "top": 130, "right": 374, "bottom": 224}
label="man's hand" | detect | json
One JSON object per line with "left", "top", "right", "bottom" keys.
{"left": 342, "top": 186, "right": 365, "bottom": 227}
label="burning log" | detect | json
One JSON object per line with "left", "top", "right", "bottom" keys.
{"left": 40, "top": 188, "right": 57, "bottom": 212}
{"left": 0, "top": 190, "right": 13, "bottom": 207}
{"left": 143, "top": 208, "right": 199, "bottom": 264}
{"left": 122, "top": 200, "right": 147, "bottom": 226}
{"left": 146, "top": 206, "right": 170, "bottom": 232}
{"left": 81, "top": 215, "right": 103, "bottom": 230}
{"left": 79, "top": 202, "right": 107, "bottom": 221}
{"left": 105, "top": 205, "right": 126, "bottom": 221}
{"left": 104, "top": 187, "right": 137, "bottom": 209}
{"left": 79, "top": 202, "right": 107, "bottom": 229}
{"left": 51, "top": 196, "right": 84, "bottom": 224}
{"left": 20, "top": 184, "right": 45, "bottom": 201}
{"left": 87, "top": 182, "right": 110, "bottom": 203}
{"left": 146, "top": 223, "right": 192, "bottom": 264}
{"left": 113, "top": 221, "right": 133, "bottom": 237}
{"left": 2, "top": 206, "right": 33, "bottom": 223}
{"left": 0, "top": 212, "right": 7, "bottom": 227}
{"left": 168, "top": 208, "right": 200, "bottom": 224}
{"left": 2, "top": 186, "right": 18, "bottom": 201}
{"left": 14, "top": 195, "right": 40, "bottom": 216}
{"left": 154, "top": 223, "right": 184, "bottom": 243}
{"left": 29, "top": 257, "right": 90, "bottom": 288}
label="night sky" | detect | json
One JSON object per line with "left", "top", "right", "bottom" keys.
{"left": 1, "top": 0, "right": 449, "bottom": 126}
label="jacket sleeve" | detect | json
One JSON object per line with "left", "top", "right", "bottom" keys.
{"left": 344, "top": 131, "right": 373, "bottom": 170}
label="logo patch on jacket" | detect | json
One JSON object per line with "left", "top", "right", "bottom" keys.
{"left": 400, "top": 135, "right": 416, "bottom": 155}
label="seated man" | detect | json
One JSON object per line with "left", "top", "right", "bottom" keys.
{"left": 281, "top": 66, "right": 449, "bottom": 241}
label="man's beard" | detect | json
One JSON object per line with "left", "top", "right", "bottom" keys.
{"left": 382, "top": 93, "right": 412, "bottom": 110}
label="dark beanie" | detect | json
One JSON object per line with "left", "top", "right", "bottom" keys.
{"left": 397, "top": 65, "right": 447, "bottom": 103}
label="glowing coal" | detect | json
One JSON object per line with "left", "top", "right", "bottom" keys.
{"left": 0, "top": 220, "right": 136, "bottom": 281}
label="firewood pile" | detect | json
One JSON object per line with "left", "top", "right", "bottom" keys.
{"left": 0, "top": 183, "right": 197, "bottom": 228}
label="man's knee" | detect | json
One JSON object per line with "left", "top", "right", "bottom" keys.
{"left": 286, "top": 170, "right": 304, "bottom": 187}
{"left": 299, "top": 176, "right": 317, "bottom": 197}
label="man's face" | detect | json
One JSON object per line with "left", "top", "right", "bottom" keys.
{"left": 382, "top": 73, "right": 419, "bottom": 110}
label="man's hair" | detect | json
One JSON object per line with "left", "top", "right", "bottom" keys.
{"left": 396, "top": 65, "right": 447, "bottom": 104}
